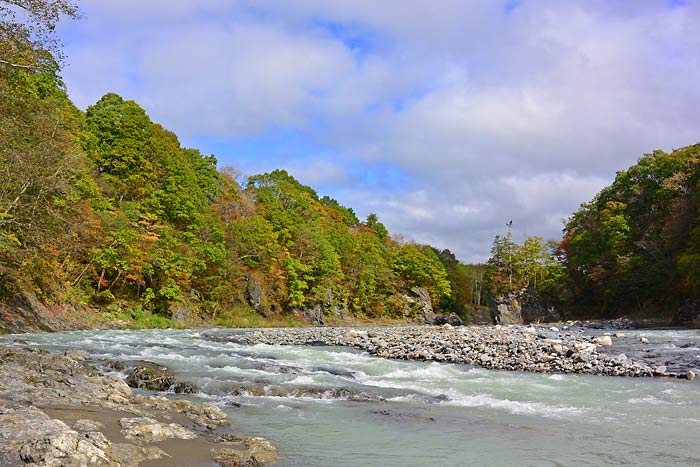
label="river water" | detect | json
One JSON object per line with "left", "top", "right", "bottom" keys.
{"left": 2, "top": 328, "right": 699, "bottom": 466}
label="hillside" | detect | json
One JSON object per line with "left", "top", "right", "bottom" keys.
{"left": 0, "top": 57, "right": 485, "bottom": 332}
{"left": 483, "top": 144, "right": 700, "bottom": 327}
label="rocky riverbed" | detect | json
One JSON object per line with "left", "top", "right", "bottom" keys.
{"left": 0, "top": 346, "right": 278, "bottom": 467}
{"left": 210, "top": 324, "right": 698, "bottom": 379}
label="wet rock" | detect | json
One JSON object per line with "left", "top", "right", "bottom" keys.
{"left": 108, "top": 360, "right": 126, "bottom": 371}
{"left": 125, "top": 361, "right": 176, "bottom": 391}
{"left": 213, "top": 434, "right": 279, "bottom": 467}
{"left": 172, "top": 381, "right": 201, "bottom": 394}
{"left": 119, "top": 417, "right": 197, "bottom": 443}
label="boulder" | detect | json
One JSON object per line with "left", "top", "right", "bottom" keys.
{"left": 214, "top": 434, "right": 279, "bottom": 467}
{"left": 434, "top": 313, "right": 463, "bottom": 326}
{"left": 593, "top": 336, "right": 613, "bottom": 347}
{"left": 119, "top": 417, "right": 197, "bottom": 442}
{"left": 490, "top": 292, "right": 523, "bottom": 325}
{"left": 172, "top": 381, "right": 200, "bottom": 394}
{"left": 125, "top": 362, "right": 176, "bottom": 391}
{"left": 170, "top": 302, "right": 195, "bottom": 322}
{"left": 294, "top": 304, "right": 325, "bottom": 325}
{"left": 401, "top": 287, "right": 436, "bottom": 324}
{"left": 490, "top": 289, "right": 562, "bottom": 325}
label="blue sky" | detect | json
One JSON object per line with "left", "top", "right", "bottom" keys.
{"left": 56, "top": 0, "right": 700, "bottom": 261}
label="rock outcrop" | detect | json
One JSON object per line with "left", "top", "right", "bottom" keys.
{"left": 246, "top": 275, "right": 269, "bottom": 317}
{"left": 0, "top": 346, "right": 278, "bottom": 467}
{"left": 400, "top": 287, "right": 436, "bottom": 324}
{"left": 490, "top": 289, "right": 561, "bottom": 325}
{"left": 490, "top": 291, "right": 523, "bottom": 325}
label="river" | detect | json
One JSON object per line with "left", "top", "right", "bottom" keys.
{"left": 2, "top": 328, "right": 699, "bottom": 466}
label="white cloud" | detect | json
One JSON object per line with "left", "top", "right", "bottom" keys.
{"left": 57, "top": 0, "right": 700, "bottom": 261}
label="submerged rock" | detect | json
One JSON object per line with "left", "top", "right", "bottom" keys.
{"left": 172, "top": 381, "right": 201, "bottom": 394}
{"left": 125, "top": 361, "right": 176, "bottom": 391}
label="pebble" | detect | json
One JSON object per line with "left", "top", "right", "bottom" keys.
{"left": 208, "top": 325, "right": 669, "bottom": 378}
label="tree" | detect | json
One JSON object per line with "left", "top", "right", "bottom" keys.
{"left": 0, "top": 0, "right": 78, "bottom": 69}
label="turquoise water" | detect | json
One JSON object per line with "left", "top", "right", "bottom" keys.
{"left": 2, "top": 328, "right": 699, "bottom": 466}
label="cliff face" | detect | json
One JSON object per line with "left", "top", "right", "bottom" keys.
{"left": 489, "top": 289, "right": 561, "bottom": 325}
{"left": 0, "top": 291, "right": 87, "bottom": 334}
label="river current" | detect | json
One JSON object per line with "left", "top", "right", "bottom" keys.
{"left": 2, "top": 328, "right": 699, "bottom": 466}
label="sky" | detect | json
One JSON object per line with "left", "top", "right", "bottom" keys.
{"left": 55, "top": 0, "right": 700, "bottom": 262}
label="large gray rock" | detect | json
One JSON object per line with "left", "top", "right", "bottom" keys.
{"left": 434, "top": 313, "right": 463, "bottom": 326}
{"left": 119, "top": 417, "right": 197, "bottom": 443}
{"left": 490, "top": 292, "right": 523, "bottom": 325}
{"left": 401, "top": 287, "right": 436, "bottom": 324}
{"left": 295, "top": 304, "right": 325, "bottom": 325}
{"left": 490, "top": 289, "right": 561, "bottom": 325}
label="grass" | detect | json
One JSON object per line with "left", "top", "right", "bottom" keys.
{"left": 108, "top": 308, "right": 178, "bottom": 329}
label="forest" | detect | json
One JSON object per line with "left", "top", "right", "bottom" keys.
{"left": 484, "top": 144, "right": 700, "bottom": 325}
{"left": 0, "top": 1, "right": 489, "bottom": 328}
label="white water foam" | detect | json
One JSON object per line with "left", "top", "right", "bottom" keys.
{"left": 439, "top": 389, "right": 583, "bottom": 418}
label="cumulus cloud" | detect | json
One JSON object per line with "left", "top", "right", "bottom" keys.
{"left": 57, "top": 0, "right": 700, "bottom": 261}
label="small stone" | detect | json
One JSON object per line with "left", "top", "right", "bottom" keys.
{"left": 639, "top": 337, "right": 650, "bottom": 344}
{"left": 593, "top": 336, "right": 613, "bottom": 347}
{"left": 687, "top": 370, "right": 696, "bottom": 381}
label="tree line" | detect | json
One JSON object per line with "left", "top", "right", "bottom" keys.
{"left": 0, "top": 1, "right": 487, "bottom": 325}
{"left": 485, "top": 144, "right": 700, "bottom": 322}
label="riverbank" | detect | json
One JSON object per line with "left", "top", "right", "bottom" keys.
{"left": 0, "top": 346, "right": 278, "bottom": 467}
{"left": 211, "top": 324, "right": 699, "bottom": 379}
